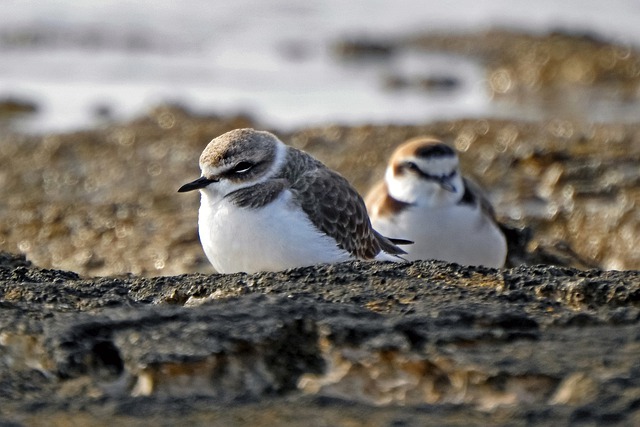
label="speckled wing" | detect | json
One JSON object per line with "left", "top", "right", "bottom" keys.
{"left": 227, "top": 179, "right": 288, "bottom": 209}
{"left": 283, "top": 148, "right": 404, "bottom": 259}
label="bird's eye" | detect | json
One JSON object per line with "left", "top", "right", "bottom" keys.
{"left": 405, "top": 162, "right": 420, "bottom": 172}
{"left": 231, "top": 161, "right": 254, "bottom": 174}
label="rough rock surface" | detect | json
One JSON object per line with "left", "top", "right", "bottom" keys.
{"left": 1, "top": 252, "right": 639, "bottom": 426}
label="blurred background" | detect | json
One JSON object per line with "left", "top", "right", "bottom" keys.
{"left": 1, "top": 0, "right": 639, "bottom": 276}
{"left": 3, "top": 0, "right": 640, "bottom": 132}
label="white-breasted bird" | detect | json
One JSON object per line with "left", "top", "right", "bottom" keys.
{"left": 365, "top": 136, "right": 507, "bottom": 268}
{"left": 179, "top": 128, "right": 408, "bottom": 273}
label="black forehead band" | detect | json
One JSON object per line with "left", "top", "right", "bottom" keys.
{"left": 415, "top": 143, "right": 455, "bottom": 159}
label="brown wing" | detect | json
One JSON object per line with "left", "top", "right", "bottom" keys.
{"left": 227, "top": 179, "right": 288, "bottom": 209}
{"left": 293, "top": 167, "right": 380, "bottom": 259}
{"left": 284, "top": 148, "right": 404, "bottom": 259}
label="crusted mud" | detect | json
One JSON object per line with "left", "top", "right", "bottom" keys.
{"left": 1, "top": 252, "right": 639, "bottom": 426}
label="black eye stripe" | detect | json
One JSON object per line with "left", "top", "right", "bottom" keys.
{"left": 403, "top": 162, "right": 456, "bottom": 181}
{"left": 406, "top": 162, "right": 420, "bottom": 171}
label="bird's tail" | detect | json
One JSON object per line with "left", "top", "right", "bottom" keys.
{"left": 387, "top": 237, "right": 413, "bottom": 246}
{"left": 373, "top": 230, "right": 412, "bottom": 261}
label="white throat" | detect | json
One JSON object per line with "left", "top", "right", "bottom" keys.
{"left": 385, "top": 165, "right": 465, "bottom": 207}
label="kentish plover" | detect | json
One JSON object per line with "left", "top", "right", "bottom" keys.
{"left": 365, "top": 136, "right": 507, "bottom": 268}
{"left": 179, "top": 128, "right": 407, "bottom": 273}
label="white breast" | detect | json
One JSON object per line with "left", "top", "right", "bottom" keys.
{"left": 372, "top": 203, "right": 507, "bottom": 268}
{"left": 198, "top": 189, "right": 352, "bottom": 273}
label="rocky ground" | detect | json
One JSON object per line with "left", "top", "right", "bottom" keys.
{"left": 0, "top": 29, "right": 639, "bottom": 426}
{"left": 1, "top": 252, "right": 639, "bottom": 426}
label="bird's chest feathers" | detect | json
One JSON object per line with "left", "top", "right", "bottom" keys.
{"left": 200, "top": 192, "right": 297, "bottom": 254}
{"left": 197, "top": 190, "right": 350, "bottom": 273}
{"left": 400, "top": 202, "right": 482, "bottom": 236}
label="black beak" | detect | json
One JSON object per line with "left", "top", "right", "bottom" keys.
{"left": 178, "top": 176, "right": 217, "bottom": 193}
{"left": 438, "top": 179, "right": 457, "bottom": 193}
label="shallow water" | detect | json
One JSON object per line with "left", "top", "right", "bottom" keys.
{"left": 2, "top": 0, "right": 640, "bottom": 132}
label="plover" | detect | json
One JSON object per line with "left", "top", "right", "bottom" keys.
{"left": 179, "top": 128, "right": 408, "bottom": 273}
{"left": 365, "top": 136, "right": 507, "bottom": 268}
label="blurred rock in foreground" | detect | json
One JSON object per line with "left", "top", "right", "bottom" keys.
{"left": 1, "top": 252, "right": 639, "bottom": 426}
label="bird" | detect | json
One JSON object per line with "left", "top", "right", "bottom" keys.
{"left": 365, "top": 136, "right": 507, "bottom": 268}
{"left": 178, "top": 128, "right": 408, "bottom": 274}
